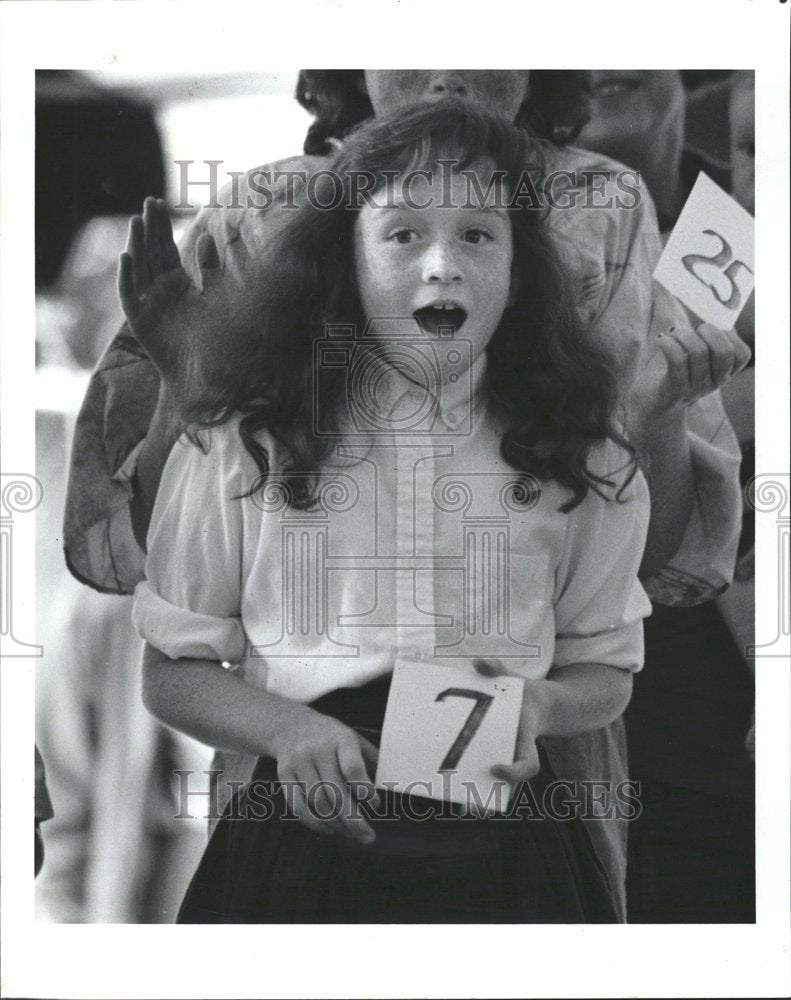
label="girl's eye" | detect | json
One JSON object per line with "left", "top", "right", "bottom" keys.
{"left": 389, "top": 229, "right": 419, "bottom": 244}
{"left": 462, "top": 228, "right": 493, "bottom": 245}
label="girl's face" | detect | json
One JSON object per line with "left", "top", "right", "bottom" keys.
{"left": 363, "top": 71, "right": 530, "bottom": 124}
{"left": 353, "top": 162, "right": 514, "bottom": 384}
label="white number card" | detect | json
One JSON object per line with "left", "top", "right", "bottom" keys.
{"left": 653, "top": 171, "right": 755, "bottom": 329}
{"left": 375, "top": 660, "right": 524, "bottom": 814}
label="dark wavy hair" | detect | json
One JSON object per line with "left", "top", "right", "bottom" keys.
{"left": 180, "top": 101, "right": 635, "bottom": 512}
{"left": 296, "top": 70, "right": 592, "bottom": 154}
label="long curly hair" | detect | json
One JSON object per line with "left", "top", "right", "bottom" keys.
{"left": 296, "top": 70, "right": 592, "bottom": 154}
{"left": 180, "top": 101, "right": 635, "bottom": 513}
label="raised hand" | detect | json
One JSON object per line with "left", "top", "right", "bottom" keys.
{"left": 119, "top": 196, "right": 267, "bottom": 392}
{"left": 119, "top": 198, "right": 200, "bottom": 381}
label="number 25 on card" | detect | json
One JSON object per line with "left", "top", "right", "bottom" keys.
{"left": 654, "top": 172, "right": 754, "bottom": 329}
{"left": 681, "top": 229, "right": 753, "bottom": 313}
{"left": 375, "top": 661, "right": 524, "bottom": 812}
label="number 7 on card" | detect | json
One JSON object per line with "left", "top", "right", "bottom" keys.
{"left": 375, "top": 661, "right": 524, "bottom": 814}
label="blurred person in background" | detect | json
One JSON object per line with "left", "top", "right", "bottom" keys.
{"left": 580, "top": 69, "right": 755, "bottom": 922}
{"left": 35, "top": 71, "right": 208, "bottom": 921}
{"left": 34, "top": 746, "right": 53, "bottom": 876}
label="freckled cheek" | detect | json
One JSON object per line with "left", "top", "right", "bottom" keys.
{"left": 356, "top": 264, "right": 404, "bottom": 316}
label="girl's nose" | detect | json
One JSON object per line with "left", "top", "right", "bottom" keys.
{"left": 422, "top": 243, "right": 463, "bottom": 284}
{"left": 427, "top": 70, "right": 468, "bottom": 99}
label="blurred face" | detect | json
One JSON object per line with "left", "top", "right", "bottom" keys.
{"left": 363, "top": 71, "right": 530, "bottom": 124}
{"left": 577, "top": 70, "right": 685, "bottom": 174}
{"left": 730, "top": 75, "right": 754, "bottom": 215}
{"left": 353, "top": 162, "right": 514, "bottom": 384}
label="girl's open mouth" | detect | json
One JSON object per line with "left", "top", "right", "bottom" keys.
{"left": 414, "top": 305, "right": 467, "bottom": 336}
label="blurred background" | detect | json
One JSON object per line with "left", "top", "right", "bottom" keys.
{"left": 35, "top": 69, "right": 308, "bottom": 922}
{"left": 34, "top": 68, "right": 753, "bottom": 922}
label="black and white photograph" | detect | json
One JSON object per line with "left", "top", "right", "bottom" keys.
{"left": 1, "top": 1, "right": 789, "bottom": 997}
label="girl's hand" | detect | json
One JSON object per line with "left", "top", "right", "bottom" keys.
{"left": 273, "top": 706, "right": 381, "bottom": 845}
{"left": 628, "top": 323, "right": 751, "bottom": 425}
{"left": 474, "top": 659, "right": 545, "bottom": 784}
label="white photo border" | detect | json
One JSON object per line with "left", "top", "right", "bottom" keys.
{"left": 1, "top": 1, "right": 788, "bottom": 997}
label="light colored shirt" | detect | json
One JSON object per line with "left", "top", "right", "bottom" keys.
{"left": 132, "top": 355, "right": 651, "bottom": 920}
{"left": 64, "top": 148, "right": 741, "bottom": 606}
{"left": 134, "top": 356, "right": 651, "bottom": 696}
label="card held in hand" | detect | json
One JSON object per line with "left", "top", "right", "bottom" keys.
{"left": 653, "top": 171, "right": 754, "bottom": 329}
{"left": 375, "top": 660, "right": 524, "bottom": 814}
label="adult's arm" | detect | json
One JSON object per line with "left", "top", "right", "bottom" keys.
{"left": 63, "top": 155, "right": 327, "bottom": 593}
{"left": 550, "top": 147, "right": 744, "bottom": 604}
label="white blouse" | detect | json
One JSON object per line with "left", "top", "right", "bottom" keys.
{"left": 133, "top": 357, "right": 651, "bottom": 700}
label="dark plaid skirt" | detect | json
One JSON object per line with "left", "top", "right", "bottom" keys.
{"left": 177, "top": 676, "right": 619, "bottom": 923}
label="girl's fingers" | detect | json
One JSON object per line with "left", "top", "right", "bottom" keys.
{"left": 358, "top": 735, "right": 380, "bottom": 777}
{"left": 157, "top": 199, "right": 182, "bottom": 272}
{"left": 287, "top": 747, "right": 376, "bottom": 845}
{"left": 142, "top": 197, "right": 164, "bottom": 278}
{"left": 195, "top": 232, "right": 221, "bottom": 290}
{"left": 126, "top": 215, "right": 148, "bottom": 294}
{"left": 492, "top": 740, "right": 541, "bottom": 785}
{"left": 321, "top": 745, "right": 375, "bottom": 842}
{"left": 117, "top": 253, "right": 140, "bottom": 321}
{"left": 313, "top": 752, "right": 375, "bottom": 844}
{"left": 283, "top": 763, "right": 333, "bottom": 838}
{"left": 491, "top": 754, "right": 541, "bottom": 785}
{"left": 337, "top": 741, "right": 381, "bottom": 811}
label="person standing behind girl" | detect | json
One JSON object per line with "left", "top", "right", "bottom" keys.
{"left": 127, "top": 103, "right": 657, "bottom": 922}
{"left": 65, "top": 70, "right": 747, "bottom": 612}
{"left": 66, "top": 70, "right": 750, "bottom": 922}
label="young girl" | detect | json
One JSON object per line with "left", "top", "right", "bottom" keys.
{"left": 127, "top": 102, "right": 651, "bottom": 923}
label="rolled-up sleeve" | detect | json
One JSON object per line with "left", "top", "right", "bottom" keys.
{"left": 132, "top": 585, "right": 245, "bottom": 663}
{"left": 553, "top": 444, "right": 652, "bottom": 672}
{"left": 131, "top": 426, "right": 249, "bottom": 664}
